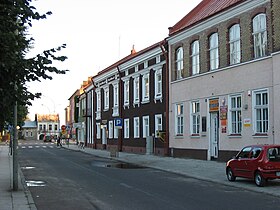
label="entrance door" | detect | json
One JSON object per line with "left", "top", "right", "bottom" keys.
{"left": 102, "top": 126, "right": 107, "bottom": 148}
{"left": 210, "top": 112, "right": 219, "bottom": 159}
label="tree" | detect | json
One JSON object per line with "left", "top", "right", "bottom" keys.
{"left": 0, "top": 0, "right": 68, "bottom": 131}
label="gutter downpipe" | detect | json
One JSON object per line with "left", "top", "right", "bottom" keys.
{"left": 91, "top": 78, "right": 97, "bottom": 149}
{"left": 117, "top": 66, "right": 123, "bottom": 152}
{"left": 160, "top": 40, "right": 169, "bottom": 156}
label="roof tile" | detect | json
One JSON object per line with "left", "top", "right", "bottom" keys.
{"left": 169, "top": 0, "right": 246, "bottom": 36}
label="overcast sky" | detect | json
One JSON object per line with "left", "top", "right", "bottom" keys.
{"left": 27, "top": 0, "right": 202, "bottom": 124}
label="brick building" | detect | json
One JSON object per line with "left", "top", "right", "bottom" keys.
{"left": 167, "top": 0, "right": 280, "bottom": 161}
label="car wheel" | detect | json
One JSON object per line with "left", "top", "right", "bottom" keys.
{"left": 255, "top": 171, "right": 266, "bottom": 187}
{"left": 227, "top": 167, "right": 236, "bottom": 181}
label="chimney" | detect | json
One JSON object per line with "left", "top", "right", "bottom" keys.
{"left": 131, "top": 45, "right": 136, "bottom": 54}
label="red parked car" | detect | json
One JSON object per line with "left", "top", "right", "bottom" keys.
{"left": 226, "top": 144, "right": 280, "bottom": 187}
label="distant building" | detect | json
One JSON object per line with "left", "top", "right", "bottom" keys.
{"left": 21, "top": 120, "right": 37, "bottom": 141}
{"left": 37, "top": 114, "right": 60, "bottom": 141}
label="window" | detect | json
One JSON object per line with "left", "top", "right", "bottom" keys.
{"left": 253, "top": 14, "right": 267, "bottom": 58}
{"left": 55, "top": 124, "right": 58, "bottom": 131}
{"left": 175, "top": 104, "right": 184, "bottom": 135}
{"left": 209, "top": 33, "right": 219, "bottom": 70}
{"left": 30, "top": 132, "right": 33, "bottom": 137}
{"left": 191, "top": 101, "right": 200, "bottom": 135}
{"left": 124, "top": 119, "right": 129, "bottom": 139}
{"left": 143, "top": 116, "right": 149, "bottom": 138}
{"left": 237, "top": 147, "right": 252, "bottom": 159}
{"left": 253, "top": 90, "right": 268, "bottom": 134}
{"left": 154, "top": 69, "right": 162, "bottom": 99}
{"left": 104, "top": 87, "right": 109, "bottom": 111}
{"left": 109, "top": 121, "right": 113, "bottom": 139}
{"left": 155, "top": 114, "right": 163, "bottom": 134}
{"left": 176, "top": 47, "right": 183, "bottom": 79}
{"left": 49, "top": 124, "right": 52, "bottom": 131}
{"left": 134, "top": 117, "right": 140, "bottom": 138}
{"left": 229, "top": 24, "right": 241, "bottom": 64}
{"left": 96, "top": 91, "right": 101, "bottom": 111}
{"left": 124, "top": 80, "right": 129, "bottom": 106}
{"left": 39, "top": 124, "right": 42, "bottom": 131}
{"left": 96, "top": 90, "right": 101, "bottom": 120}
{"left": 133, "top": 77, "right": 140, "bottom": 104}
{"left": 96, "top": 123, "right": 101, "bottom": 139}
{"left": 114, "top": 123, "right": 119, "bottom": 139}
{"left": 142, "top": 73, "right": 150, "bottom": 102}
{"left": 229, "top": 95, "right": 242, "bottom": 134}
{"left": 191, "top": 40, "right": 200, "bottom": 75}
{"left": 113, "top": 84, "right": 119, "bottom": 107}
{"left": 113, "top": 83, "right": 119, "bottom": 116}
{"left": 25, "top": 131, "right": 28, "bottom": 137}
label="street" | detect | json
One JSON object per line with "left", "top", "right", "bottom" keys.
{"left": 18, "top": 140, "right": 280, "bottom": 210}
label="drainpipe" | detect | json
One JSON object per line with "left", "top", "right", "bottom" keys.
{"left": 91, "top": 78, "right": 97, "bottom": 149}
{"left": 160, "top": 40, "right": 169, "bottom": 156}
{"left": 117, "top": 66, "right": 123, "bottom": 152}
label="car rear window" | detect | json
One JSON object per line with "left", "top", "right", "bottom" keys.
{"left": 268, "top": 147, "right": 280, "bottom": 162}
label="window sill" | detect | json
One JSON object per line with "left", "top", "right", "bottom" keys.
{"left": 253, "top": 133, "right": 268, "bottom": 138}
{"left": 175, "top": 134, "right": 184, "bottom": 139}
{"left": 190, "top": 134, "right": 200, "bottom": 138}
{"left": 141, "top": 100, "right": 150, "bottom": 104}
{"left": 228, "top": 134, "right": 242, "bottom": 138}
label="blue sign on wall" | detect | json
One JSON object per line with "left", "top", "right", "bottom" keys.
{"left": 115, "top": 118, "right": 122, "bottom": 128}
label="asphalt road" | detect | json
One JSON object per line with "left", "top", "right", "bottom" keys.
{"left": 18, "top": 141, "right": 280, "bottom": 210}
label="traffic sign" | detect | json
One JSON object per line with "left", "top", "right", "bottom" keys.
{"left": 115, "top": 118, "right": 122, "bottom": 129}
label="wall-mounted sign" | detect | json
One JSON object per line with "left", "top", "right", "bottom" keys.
{"left": 209, "top": 99, "right": 219, "bottom": 112}
{"left": 244, "top": 118, "right": 251, "bottom": 127}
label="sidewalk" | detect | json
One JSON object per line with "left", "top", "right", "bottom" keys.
{"left": 1, "top": 143, "right": 280, "bottom": 210}
{"left": 0, "top": 145, "right": 36, "bottom": 210}
{"left": 64, "top": 144, "right": 280, "bottom": 198}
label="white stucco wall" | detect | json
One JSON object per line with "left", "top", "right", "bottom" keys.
{"left": 169, "top": 57, "right": 276, "bottom": 152}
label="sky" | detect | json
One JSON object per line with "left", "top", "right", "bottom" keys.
{"left": 27, "top": 0, "right": 202, "bottom": 125}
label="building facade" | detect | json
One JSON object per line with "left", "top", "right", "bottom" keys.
{"left": 37, "top": 114, "right": 60, "bottom": 140}
{"left": 168, "top": 0, "right": 280, "bottom": 161}
{"left": 92, "top": 43, "right": 168, "bottom": 155}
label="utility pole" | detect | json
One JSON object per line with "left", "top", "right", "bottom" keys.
{"left": 13, "top": 86, "right": 18, "bottom": 191}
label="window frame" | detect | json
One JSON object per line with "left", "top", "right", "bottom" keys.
{"left": 155, "top": 114, "right": 163, "bottom": 135}
{"left": 133, "top": 76, "right": 140, "bottom": 105}
{"left": 134, "top": 117, "right": 140, "bottom": 138}
{"left": 229, "top": 24, "right": 241, "bottom": 65}
{"left": 190, "top": 101, "right": 200, "bottom": 135}
{"left": 252, "top": 13, "right": 267, "bottom": 58}
{"left": 229, "top": 94, "right": 242, "bottom": 135}
{"left": 154, "top": 69, "right": 162, "bottom": 100}
{"left": 191, "top": 40, "right": 200, "bottom": 75}
{"left": 124, "top": 119, "right": 129, "bottom": 139}
{"left": 176, "top": 47, "right": 183, "bottom": 79}
{"left": 209, "top": 33, "right": 219, "bottom": 70}
{"left": 253, "top": 89, "right": 269, "bottom": 134}
{"left": 123, "top": 79, "right": 130, "bottom": 107}
{"left": 143, "top": 116, "right": 150, "bottom": 138}
{"left": 175, "top": 103, "right": 184, "bottom": 136}
{"left": 104, "top": 87, "right": 109, "bottom": 111}
{"left": 108, "top": 121, "right": 113, "bottom": 139}
{"left": 142, "top": 73, "right": 150, "bottom": 103}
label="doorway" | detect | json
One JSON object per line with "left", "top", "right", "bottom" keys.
{"left": 210, "top": 112, "right": 219, "bottom": 159}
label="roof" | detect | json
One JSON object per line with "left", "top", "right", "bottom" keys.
{"left": 92, "top": 41, "right": 163, "bottom": 81}
{"left": 169, "top": 0, "right": 246, "bottom": 36}
{"left": 22, "top": 121, "right": 37, "bottom": 128}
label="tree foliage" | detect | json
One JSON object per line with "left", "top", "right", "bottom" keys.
{"left": 0, "top": 0, "right": 68, "bottom": 131}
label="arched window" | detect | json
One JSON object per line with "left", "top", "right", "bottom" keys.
{"left": 209, "top": 33, "right": 219, "bottom": 70}
{"left": 191, "top": 40, "right": 200, "bottom": 75}
{"left": 229, "top": 24, "right": 241, "bottom": 64}
{"left": 253, "top": 14, "right": 267, "bottom": 58}
{"left": 175, "top": 47, "right": 183, "bottom": 79}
